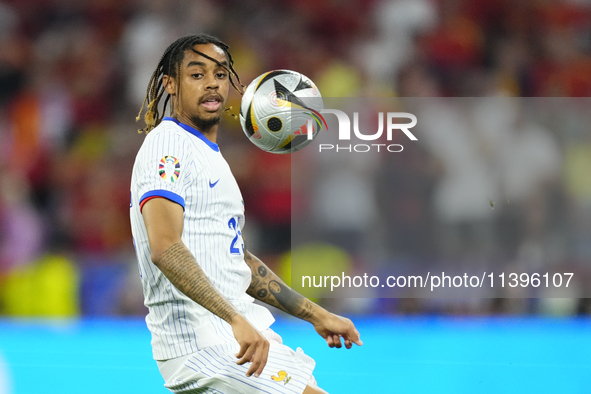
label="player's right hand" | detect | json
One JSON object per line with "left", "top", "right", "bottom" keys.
{"left": 230, "top": 315, "right": 269, "bottom": 378}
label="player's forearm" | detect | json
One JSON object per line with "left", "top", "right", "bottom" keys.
{"left": 155, "top": 242, "right": 239, "bottom": 324}
{"left": 245, "top": 250, "right": 326, "bottom": 324}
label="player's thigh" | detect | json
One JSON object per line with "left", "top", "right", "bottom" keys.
{"left": 159, "top": 339, "right": 316, "bottom": 394}
{"left": 303, "top": 385, "right": 329, "bottom": 394}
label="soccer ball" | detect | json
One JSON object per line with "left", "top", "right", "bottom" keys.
{"left": 239, "top": 70, "right": 325, "bottom": 154}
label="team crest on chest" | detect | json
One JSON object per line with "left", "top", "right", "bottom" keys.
{"left": 159, "top": 156, "right": 180, "bottom": 182}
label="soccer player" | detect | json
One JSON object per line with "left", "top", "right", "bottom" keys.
{"left": 129, "top": 34, "right": 362, "bottom": 394}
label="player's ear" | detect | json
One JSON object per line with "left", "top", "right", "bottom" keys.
{"left": 163, "top": 75, "right": 176, "bottom": 95}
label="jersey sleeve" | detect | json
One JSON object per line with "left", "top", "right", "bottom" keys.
{"left": 136, "top": 130, "right": 194, "bottom": 212}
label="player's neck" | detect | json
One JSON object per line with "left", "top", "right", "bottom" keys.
{"left": 194, "top": 124, "right": 218, "bottom": 144}
{"left": 174, "top": 114, "right": 219, "bottom": 143}
{"left": 200, "top": 128, "right": 218, "bottom": 143}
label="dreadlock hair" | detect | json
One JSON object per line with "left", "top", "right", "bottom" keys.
{"left": 136, "top": 33, "right": 243, "bottom": 134}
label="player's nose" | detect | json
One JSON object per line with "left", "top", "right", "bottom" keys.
{"left": 204, "top": 73, "right": 219, "bottom": 89}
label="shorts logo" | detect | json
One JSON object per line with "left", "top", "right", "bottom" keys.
{"left": 271, "top": 370, "right": 291, "bottom": 385}
{"left": 159, "top": 156, "right": 180, "bottom": 183}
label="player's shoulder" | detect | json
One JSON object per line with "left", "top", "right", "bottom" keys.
{"left": 145, "top": 119, "right": 188, "bottom": 142}
{"left": 138, "top": 119, "right": 193, "bottom": 154}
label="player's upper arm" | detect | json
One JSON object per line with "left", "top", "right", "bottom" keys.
{"left": 142, "top": 197, "right": 184, "bottom": 266}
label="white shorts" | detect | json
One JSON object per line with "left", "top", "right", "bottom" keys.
{"left": 157, "top": 328, "right": 317, "bottom": 394}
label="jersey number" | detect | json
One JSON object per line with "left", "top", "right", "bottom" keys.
{"left": 228, "top": 217, "right": 244, "bottom": 255}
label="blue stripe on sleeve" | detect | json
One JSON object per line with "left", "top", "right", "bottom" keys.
{"left": 140, "top": 190, "right": 185, "bottom": 210}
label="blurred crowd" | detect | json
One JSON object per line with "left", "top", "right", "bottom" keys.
{"left": 1, "top": 0, "right": 591, "bottom": 318}
{"left": 295, "top": 97, "right": 591, "bottom": 317}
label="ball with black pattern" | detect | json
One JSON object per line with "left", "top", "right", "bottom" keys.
{"left": 239, "top": 69, "right": 324, "bottom": 154}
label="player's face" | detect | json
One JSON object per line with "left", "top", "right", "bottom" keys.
{"left": 174, "top": 43, "right": 230, "bottom": 131}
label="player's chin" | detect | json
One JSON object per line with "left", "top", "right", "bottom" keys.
{"left": 191, "top": 113, "right": 222, "bottom": 131}
{"left": 201, "top": 110, "right": 223, "bottom": 120}
{"left": 202, "top": 106, "right": 225, "bottom": 119}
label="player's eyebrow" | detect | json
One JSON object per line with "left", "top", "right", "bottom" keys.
{"left": 187, "top": 60, "right": 229, "bottom": 68}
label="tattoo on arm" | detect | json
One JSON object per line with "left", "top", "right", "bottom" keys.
{"left": 245, "top": 250, "right": 316, "bottom": 321}
{"left": 268, "top": 280, "right": 314, "bottom": 320}
{"left": 158, "top": 242, "right": 237, "bottom": 323}
{"left": 256, "top": 288, "right": 268, "bottom": 298}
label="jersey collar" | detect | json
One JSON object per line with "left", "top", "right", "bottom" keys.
{"left": 163, "top": 117, "right": 220, "bottom": 152}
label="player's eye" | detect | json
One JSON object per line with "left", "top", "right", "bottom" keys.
{"left": 216, "top": 72, "right": 227, "bottom": 79}
{"left": 191, "top": 73, "right": 203, "bottom": 79}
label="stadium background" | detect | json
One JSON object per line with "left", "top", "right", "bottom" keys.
{"left": 0, "top": 0, "right": 590, "bottom": 392}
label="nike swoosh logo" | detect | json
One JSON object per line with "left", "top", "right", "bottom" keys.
{"left": 209, "top": 179, "right": 220, "bottom": 188}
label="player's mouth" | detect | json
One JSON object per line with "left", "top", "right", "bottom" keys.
{"left": 200, "top": 94, "right": 223, "bottom": 112}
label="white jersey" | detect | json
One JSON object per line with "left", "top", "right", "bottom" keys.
{"left": 130, "top": 117, "right": 275, "bottom": 360}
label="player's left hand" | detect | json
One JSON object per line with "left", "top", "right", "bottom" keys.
{"left": 312, "top": 311, "right": 363, "bottom": 349}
